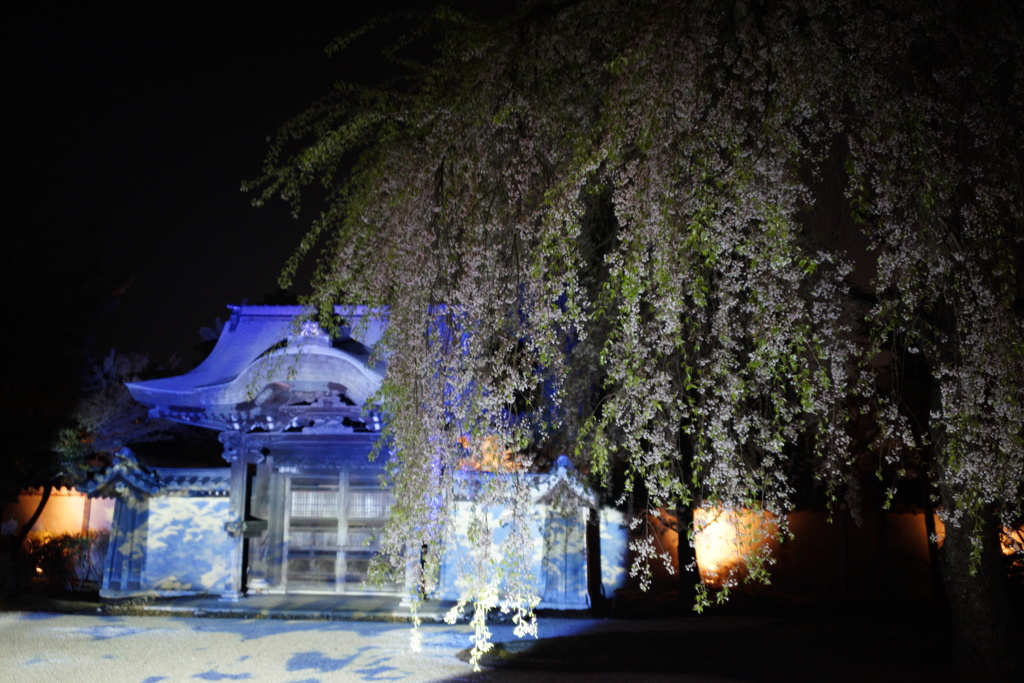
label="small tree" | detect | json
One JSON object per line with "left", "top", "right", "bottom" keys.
{"left": 54, "top": 351, "right": 169, "bottom": 462}
{"left": 8, "top": 352, "right": 183, "bottom": 591}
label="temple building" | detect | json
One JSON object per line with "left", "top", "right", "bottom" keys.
{"left": 82, "top": 305, "right": 626, "bottom": 608}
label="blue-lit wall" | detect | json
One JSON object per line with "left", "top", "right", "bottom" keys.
{"left": 102, "top": 495, "right": 233, "bottom": 597}
{"left": 436, "top": 503, "right": 627, "bottom": 610}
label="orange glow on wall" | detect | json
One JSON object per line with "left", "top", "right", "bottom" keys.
{"left": 1, "top": 487, "right": 114, "bottom": 539}
{"left": 692, "top": 508, "right": 778, "bottom": 587}
{"left": 457, "top": 434, "right": 521, "bottom": 472}
{"left": 1002, "top": 525, "right": 1023, "bottom": 556}
{"left": 921, "top": 515, "right": 1022, "bottom": 556}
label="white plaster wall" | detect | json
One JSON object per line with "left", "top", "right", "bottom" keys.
{"left": 599, "top": 508, "right": 628, "bottom": 594}
{"left": 435, "top": 502, "right": 630, "bottom": 610}
{"left": 144, "top": 496, "right": 233, "bottom": 593}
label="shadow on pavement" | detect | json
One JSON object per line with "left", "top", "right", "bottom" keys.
{"left": 462, "top": 600, "right": 956, "bottom": 683}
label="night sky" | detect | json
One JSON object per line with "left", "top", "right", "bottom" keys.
{"left": 5, "top": 4, "right": 409, "bottom": 363}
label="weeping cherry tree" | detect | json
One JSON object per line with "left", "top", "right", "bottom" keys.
{"left": 248, "top": 0, "right": 1023, "bottom": 676}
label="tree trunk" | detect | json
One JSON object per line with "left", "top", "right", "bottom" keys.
{"left": 922, "top": 495, "right": 944, "bottom": 601}
{"left": 939, "top": 502, "right": 1023, "bottom": 682}
{"left": 674, "top": 505, "right": 701, "bottom": 609}
{"left": 11, "top": 485, "right": 52, "bottom": 591}
{"left": 585, "top": 507, "right": 607, "bottom": 615}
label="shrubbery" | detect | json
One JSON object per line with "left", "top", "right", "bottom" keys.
{"left": 22, "top": 530, "right": 109, "bottom": 592}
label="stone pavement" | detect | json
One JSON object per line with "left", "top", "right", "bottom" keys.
{"left": 0, "top": 597, "right": 749, "bottom": 683}
{"left": 0, "top": 593, "right": 955, "bottom": 682}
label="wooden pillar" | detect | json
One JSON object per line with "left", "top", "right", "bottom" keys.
{"left": 219, "top": 452, "right": 248, "bottom": 601}
{"left": 586, "top": 507, "right": 605, "bottom": 614}
{"left": 219, "top": 432, "right": 271, "bottom": 601}
{"left": 219, "top": 431, "right": 263, "bottom": 601}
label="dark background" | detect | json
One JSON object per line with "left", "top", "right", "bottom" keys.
{"left": 4, "top": 3, "right": 409, "bottom": 363}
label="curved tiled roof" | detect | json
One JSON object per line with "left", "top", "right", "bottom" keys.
{"left": 126, "top": 305, "right": 387, "bottom": 431}
{"left": 78, "top": 448, "right": 229, "bottom": 500}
